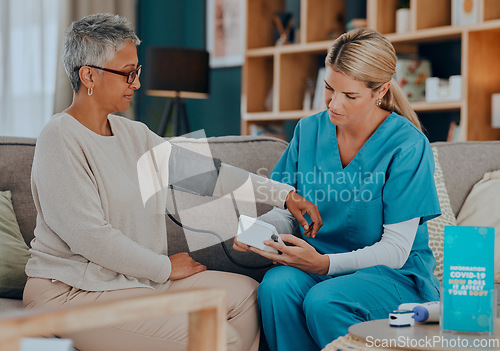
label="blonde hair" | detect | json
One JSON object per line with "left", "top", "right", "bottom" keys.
{"left": 325, "top": 28, "right": 422, "bottom": 131}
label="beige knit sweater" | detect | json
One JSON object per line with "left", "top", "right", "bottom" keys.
{"left": 26, "top": 113, "right": 293, "bottom": 291}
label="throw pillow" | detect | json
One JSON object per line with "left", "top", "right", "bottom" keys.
{"left": 426, "top": 147, "right": 457, "bottom": 282}
{"left": 456, "top": 170, "right": 500, "bottom": 283}
{"left": 0, "top": 190, "right": 31, "bottom": 299}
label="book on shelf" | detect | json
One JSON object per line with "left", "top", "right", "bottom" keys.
{"left": 249, "top": 123, "right": 285, "bottom": 140}
{"left": 446, "top": 121, "right": 462, "bottom": 142}
{"left": 303, "top": 78, "right": 315, "bottom": 111}
{"left": 264, "top": 85, "right": 273, "bottom": 112}
{"left": 447, "top": 121, "right": 457, "bottom": 142}
{"left": 312, "top": 67, "right": 326, "bottom": 111}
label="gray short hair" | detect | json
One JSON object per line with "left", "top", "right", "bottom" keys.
{"left": 63, "top": 13, "right": 141, "bottom": 93}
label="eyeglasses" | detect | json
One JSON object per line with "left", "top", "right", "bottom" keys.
{"left": 74, "top": 65, "right": 142, "bottom": 84}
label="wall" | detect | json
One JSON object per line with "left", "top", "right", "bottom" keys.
{"left": 136, "top": 0, "right": 242, "bottom": 137}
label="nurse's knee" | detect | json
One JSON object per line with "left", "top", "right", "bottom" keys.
{"left": 303, "top": 283, "right": 354, "bottom": 321}
{"left": 259, "top": 266, "right": 307, "bottom": 297}
{"left": 303, "top": 285, "right": 331, "bottom": 319}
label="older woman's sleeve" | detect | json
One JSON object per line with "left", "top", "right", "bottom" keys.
{"left": 258, "top": 207, "right": 298, "bottom": 234}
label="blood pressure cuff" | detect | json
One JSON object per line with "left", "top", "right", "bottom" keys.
{"left": 168, "top": 144, "right": 222, "bottom": 197}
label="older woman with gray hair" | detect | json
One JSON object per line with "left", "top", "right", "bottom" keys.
{"left": 23, "top": 13, "right": 321, "bottom": 351}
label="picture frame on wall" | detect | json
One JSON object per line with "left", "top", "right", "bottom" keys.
{"left": 452, "top": 0, "right": 479, "bottom": 26}
{"left": 206, "top": 0, "right": 246, "bottom": 68}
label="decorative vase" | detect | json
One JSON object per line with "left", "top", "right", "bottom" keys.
{"left": 396, "top": 8, "right": 411, "bottom": 33}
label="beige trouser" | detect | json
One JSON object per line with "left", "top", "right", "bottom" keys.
{"left": 23, "top": 271, "right": 260, "bottom": 351}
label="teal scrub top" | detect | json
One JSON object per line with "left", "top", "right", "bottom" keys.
{"left": 271, "top": 111, "right": 442, "bottom": 300}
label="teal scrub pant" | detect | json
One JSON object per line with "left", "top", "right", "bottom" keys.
{"left": 258, "top": 265, "right": 433, "bottom": 351}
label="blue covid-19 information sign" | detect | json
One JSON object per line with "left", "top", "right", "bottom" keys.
{"left": 441, "top": 226, "right": 496, "bottom": 334}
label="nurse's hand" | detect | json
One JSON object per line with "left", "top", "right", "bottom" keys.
{"left": 249, "top": 234, "right": 330, "bottom": 275}
{"left": 285, "top": 191, "right": 323, "bottom": 238}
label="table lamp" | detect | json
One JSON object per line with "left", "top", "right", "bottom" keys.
{"left": 145, "top": 47, "right": 210, "bottom": 136}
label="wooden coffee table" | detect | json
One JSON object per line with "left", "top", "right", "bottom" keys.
{"left": 323, "top": 318, "right": 500, "bottom": 350}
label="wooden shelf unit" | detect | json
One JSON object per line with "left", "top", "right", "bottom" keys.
{"left": 241, "top": 0, "right": 500, "bottom": 141}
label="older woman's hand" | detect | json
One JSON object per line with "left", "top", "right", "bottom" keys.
{"left": 285, "top": 191, "right": 322, "bottom": 238}
{"left": 169, "top": 252, "right": 207, "bottom": 280}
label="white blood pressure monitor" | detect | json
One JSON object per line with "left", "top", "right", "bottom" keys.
{"left": 236, "top": 215, "right": 284, "bottom": 254}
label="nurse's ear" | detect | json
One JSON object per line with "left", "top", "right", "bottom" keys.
{"left": 375, "top": 81, "right": 391, "bottom": 100}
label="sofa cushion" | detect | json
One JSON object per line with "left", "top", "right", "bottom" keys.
{"left": 427, "top": 147, "right": 457, "bottom": 283}
{"left": 0, "top": 190, "right": 30, "bottom": 299}
{"left": 431, "top": 141, "right": 500, "bottom": 216}
{"left": 0, "top": 137, "right": 37, "bottom": 246}
{"left": 456, "top": 169, "right": 500, "bottom": 283}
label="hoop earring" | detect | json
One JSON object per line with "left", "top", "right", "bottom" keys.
{"left": 376, "top": 99, "right": 382, "bottom": 107}
{"left": 88, "top": 87, "right": 94, "bottom": 96}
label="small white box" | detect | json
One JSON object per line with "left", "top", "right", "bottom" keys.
{"left": 425, "top": 76, "right": 462, "bottom": 102}
{"left": 21, "top": 338, "right": 73, "bottom": 351}
{"left": 492, "top": 94, "right": 500, "bottom": 128}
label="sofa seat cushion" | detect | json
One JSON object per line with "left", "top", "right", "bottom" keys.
{"left": 456, "top": 169, "right": 500, "bottom": 283}
{"left": 427, "top": 147, "right": 457, "bottom": 282}
{"left": 0, "top": 190, "right": 30, "bottom": 299}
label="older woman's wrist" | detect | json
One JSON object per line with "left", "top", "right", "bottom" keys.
{"left": 152, "top": 255, "right": 171, "bottom": 283}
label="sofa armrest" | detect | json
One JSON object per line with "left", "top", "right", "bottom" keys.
{"left": 0, "top": 288, "right": 226, "bottom": 351}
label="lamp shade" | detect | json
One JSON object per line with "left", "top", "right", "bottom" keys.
{"left": 145, "top": 47, "right": 210, "bottom": 99}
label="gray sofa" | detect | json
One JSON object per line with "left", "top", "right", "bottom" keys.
{"left": 1, "top": 136, "right": 500, "bottom": 316}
